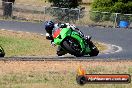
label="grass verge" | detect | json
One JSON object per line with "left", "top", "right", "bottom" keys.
{"left": 0, "top": 29, "right": 106, "bottom": 56}
{"left": 0, "top": 61, "right": 131, "bottom": 88}
{"left": 0, "top": 30, "right": 56, "bottom": 56}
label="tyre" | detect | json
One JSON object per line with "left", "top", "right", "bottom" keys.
{"left": 62, "top": 37, "right": 83, "bottom": 57}
{"left": 89, "top": 41, "right": 99, "bottom": 56}
{"left": 56, "top": 46, "right": 67, "bottom": 56}
{"left": 0, "top": 53, "right": 5, "bottom": 57}
{"left": 0, "top": 46, "right": 5, "bottom": 57}
{"left": 76, "top": 75, "right": 87, "bottom": 85}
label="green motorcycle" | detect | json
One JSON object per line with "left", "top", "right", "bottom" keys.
{"left": 53, "top": 28, "right": 99, "bottom": 57}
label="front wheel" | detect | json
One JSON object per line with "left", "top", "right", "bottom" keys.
{"left": 0, "top": 46, "right": 5, "bottom": 57}
{"left": 89, "top": 41, "right": 99, "bottom": 57}
{"left": 62, "top": 38, "right": 83, "bottom": 57}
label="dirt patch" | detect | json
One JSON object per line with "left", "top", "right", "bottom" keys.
{"left": 0, "top": 60, "right": 132, "bottom": 88}
{"left": 0, "top": 60, "right": 132, "bottom": 74}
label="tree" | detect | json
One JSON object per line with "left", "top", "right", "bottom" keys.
{"left": 47, "top": 0, "right": 82, "bottom": 22}
{"left": 92, "top": 0, "right": 132, "bottom": 14}
{"left": 90, "top": 0, "right": 132, "bottom": 22}
{"left": 48, "top": 0, "right": 81, "bottom": 8}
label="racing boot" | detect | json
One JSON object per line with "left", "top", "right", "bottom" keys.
{"left": 56, "top": 46, "right": 67, "bottom": 56}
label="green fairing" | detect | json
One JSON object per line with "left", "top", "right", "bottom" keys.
{"left": 53, "top": 28, "right": 91, "bottom": 55}
{"left": 53, "top": 28, "right": 71, "bottom": 45}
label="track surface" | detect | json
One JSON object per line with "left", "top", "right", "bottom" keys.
{"left": 0, "top": 20, "right": 132, "bottom": 59}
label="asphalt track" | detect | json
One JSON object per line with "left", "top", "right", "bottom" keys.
{"left": 0, "top": 20, "right": 132, "bottom": 60}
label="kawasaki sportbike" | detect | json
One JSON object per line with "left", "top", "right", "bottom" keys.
{"left": 53, "top": 28, "right": 99, "bottom": 57}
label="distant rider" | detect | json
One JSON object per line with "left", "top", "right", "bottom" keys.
{"left": 44, "top": 20, "right": 91, "bottom": 56}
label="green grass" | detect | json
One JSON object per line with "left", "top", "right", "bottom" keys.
{"left": 0, "top": 36, "right": 36, "bottom": 56}
{"left": 0, "top": 30, "right": 56, "bottom": 56}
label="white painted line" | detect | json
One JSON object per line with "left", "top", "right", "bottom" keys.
{"left": 17, "top": 31, "right": 23, "bottom": 33}
{"left": 111, "top": 45, "right": 123, "bottom": 53}
{"left": 101, "top": 43, "right": 123, "bottom": 55}
{"left": 7, "top": 30, "right": 13, "bottom": 32}
{"left": 1, "top": 29, "right": 6, "bottom": 31}
{"left": 26, "top": 32, "right": 30, "bottom": 34}
{"left": 40, "top": 34, "right": 44, "bottom": 36}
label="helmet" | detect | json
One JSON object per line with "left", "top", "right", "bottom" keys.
{"left": 44, "top": 21, "right": 54, "bottom": 35}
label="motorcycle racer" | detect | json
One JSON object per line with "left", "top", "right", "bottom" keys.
{"left": 44, "top": 20, "right": 91, "bottom": 56}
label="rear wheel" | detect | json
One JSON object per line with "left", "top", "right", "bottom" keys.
{"left": 89, "top": 41, "right": 99, "bottom": 56}
{"left": 62, "top": 37, "right": 83, "bottom": 57}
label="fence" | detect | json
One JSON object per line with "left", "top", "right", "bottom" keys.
{"left": 0, "top": 1, "right": 132, "bottom": 28}
{"left": 88, "top": 11, "right": 132, "bottom": 28}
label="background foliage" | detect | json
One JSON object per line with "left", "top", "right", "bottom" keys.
{"left": 90, "top": 0, "right": 132, "bottom": 22}
{"left": 92, "top": 0, "right": 132, "bottom": 14}
{"left": 48, "top": 0, "right": 82, "bottom": 8}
